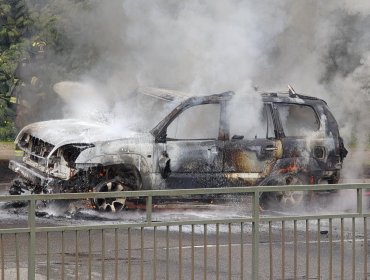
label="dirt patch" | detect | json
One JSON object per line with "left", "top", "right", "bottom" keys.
{"left": 0, "top": 142, "right": 15, "bottom": 160}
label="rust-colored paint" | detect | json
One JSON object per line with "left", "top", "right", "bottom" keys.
{"left": 226, "top": 141, "right": 282, "bottom": 175}
{"left": 309, "top": 175, "right": 315, "bottom": 184}
{"left": 228, "top": 151, "right": 254, "bottom": 171}
{"left": 279, "top": 164, "right": 299, "bottom": 174}
{"left": 275, "top": 140, "right": 283, "bottom": 159}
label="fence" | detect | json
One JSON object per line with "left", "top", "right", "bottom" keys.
{"left": 0, "top": 183, "right": 369, "bottom": 279}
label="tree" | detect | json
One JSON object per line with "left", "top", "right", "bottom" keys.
{"left": 0, "top": 0, "right": 100, "bottom": 139}
{"left": 0, "top": 0, "right": 33, "bottom": 140}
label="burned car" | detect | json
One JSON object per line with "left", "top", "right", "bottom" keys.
{"left": 8, "top": 87, "right": 347, "bottom": 211}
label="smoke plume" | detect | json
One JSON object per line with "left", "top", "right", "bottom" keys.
{"left": 27, "top": 0, "right": 370, "bottom": 179}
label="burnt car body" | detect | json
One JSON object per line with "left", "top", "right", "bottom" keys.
{"left": 9, "top": 88, "right": 347, "bottom": 211}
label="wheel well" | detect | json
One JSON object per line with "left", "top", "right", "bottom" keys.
{"left": 95, "top": 164, "right": 142, "bottom": 190}
{"left": 259, "top": 171, "right": 310, "bottom": 186}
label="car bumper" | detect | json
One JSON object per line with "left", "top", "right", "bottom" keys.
{"left": 9, "top": 160, "right": 53, "bottom": 186}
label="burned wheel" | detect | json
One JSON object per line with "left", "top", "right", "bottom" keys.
{"left": 275, "top": 190, "right": 305, "bottom": 209}
{"left": 260, "top": 175, "right": 310, "bottom": 211}
{"left": 92, "top": 178, "right": 132, "bottom": 212}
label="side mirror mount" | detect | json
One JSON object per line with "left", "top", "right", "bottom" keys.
{"left": 155, "top": 131, "right": 167, "bottom": 143}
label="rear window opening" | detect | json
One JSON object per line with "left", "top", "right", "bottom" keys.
{"left": 277, "top": 103, "right": 320, "bottom": 137}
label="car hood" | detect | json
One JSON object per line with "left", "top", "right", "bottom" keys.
{"left": 16, "top": 119, "right": 149, "bottom": 146}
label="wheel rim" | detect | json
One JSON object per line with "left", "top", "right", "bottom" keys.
{"left": 279, "top": 191, "right": 304, "bottom": 209}
{"left": 93, "top": 179, "right": 129, "bottom": 212}
{"left": 277, "top": 176, "right": 305, "bottom": 209}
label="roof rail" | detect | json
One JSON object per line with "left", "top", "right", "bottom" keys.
{"left": 258, "top": 85, "right": 297, "bottom": 98}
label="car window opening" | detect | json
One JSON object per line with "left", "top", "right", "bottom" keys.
{"left": 277, "top": 104, "right": 320, "bottom": 137}
{"left": 166, "top": 104, "right": 220, "bottom": 140}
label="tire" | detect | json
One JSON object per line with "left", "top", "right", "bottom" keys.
{"left": 260, "top": 174, "right": 311, "bottom": 211}
{"left": 92, "top": 177, "right": 133, "bottom": 212}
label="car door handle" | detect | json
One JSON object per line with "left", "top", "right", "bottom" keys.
{"left": 208, "top": 146, "right": 218, "bottom": 154}
{"left": 264, "top": 146, "right": 277, "bottom": 151}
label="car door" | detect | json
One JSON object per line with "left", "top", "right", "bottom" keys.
{"left": 161, "top": 103, "right": 224, "bottom": 189}
{"left": 223, "top": 104, "right": 281, "bottom": 186}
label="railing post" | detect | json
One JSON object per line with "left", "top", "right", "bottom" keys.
{"left": 28, "top": 198, "right": 36, "bottom": 280}
{"left": 357, "top": 187, "right": 363, "bottom": 214}
{"left": 252, "top": 190, "right": 260, "bottom": 280}
{"left": 146, "top": 195, "right": 152, "bottom": 223}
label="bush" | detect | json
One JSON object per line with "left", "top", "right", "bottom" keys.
{"left": 0, "top": 121, "right": 16, "bottom": 141}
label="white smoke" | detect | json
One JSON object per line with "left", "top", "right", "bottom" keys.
{"left": 27, "top": 0, "right": 370, "bottom": 179}
{"left": 53, "top": 81, "right": 110, "bottom": 121}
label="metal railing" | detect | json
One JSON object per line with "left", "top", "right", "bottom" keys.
{"left": 0, "top": 183, "right": 369, "bottom": 279}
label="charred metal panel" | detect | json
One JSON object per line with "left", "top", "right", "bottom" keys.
{"left": 162, "top": 139, "right": 224, "bottom": 188}
{"left": 223, "top": 138, "right": 281, "bottom": 185}
{"left": 280, "top": 138, "right": 311, "bottom": 159}
{"left": 165, "top": 140, "right": 223, "bottom": 173}
{"left": 76, "top": 135, "right": 153, "bottom": 165}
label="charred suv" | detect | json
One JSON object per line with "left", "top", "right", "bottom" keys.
{"left": 9, "top": 87, "right": 347, "bottom": 210}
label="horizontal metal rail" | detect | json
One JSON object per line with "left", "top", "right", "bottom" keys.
{"left": 0, "top": 183, "right": 367, "bottom": 201}
{"left": 0, "top": 183, "right": 369, "bottom": 280}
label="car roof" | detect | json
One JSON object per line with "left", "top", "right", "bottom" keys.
{"left": 185, "top": 90, "right": 326, "bottom": 105}
{"left": 138, "top": 87, "right": 326, "bottom": 105}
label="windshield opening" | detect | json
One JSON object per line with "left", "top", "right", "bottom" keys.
{"left": 124, "top": 92, "right": 180, "bottom": 132}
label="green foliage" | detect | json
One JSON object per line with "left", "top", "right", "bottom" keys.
{"left": 0, "top": 118, "right": 16, "bottom": 141}
{"left": 0, "top": 98, "right": 15, "bottom": 140}
{"left": 0, "top": 0, "right": 32, "bottom": 139}
{"left": 0, "top": 0, "right": 100, "bottom": 140}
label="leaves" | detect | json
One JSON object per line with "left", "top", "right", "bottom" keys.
{"left": 0, "top": 0, "right": 99, "bottom": 139}
{"left": 0, "top": 4, "right": 11, "bottom": 16}
{"left": 0, "top": 0, "right": 32, "bottom": 139}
